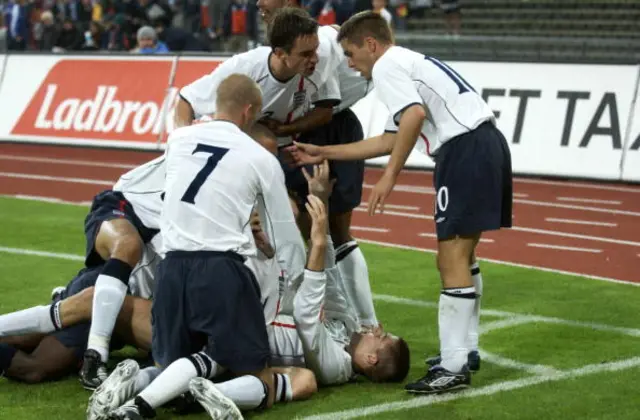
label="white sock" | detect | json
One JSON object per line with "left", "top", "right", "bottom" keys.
{"left": 335, "top": 241, "right": 378, "bottom": 327}
{"left": 133, "top": 366, "right": 161, "bottom": 394}
{"left": 439, "top": 286, "right": 476, "bottom": 373}
{"left": 273, "top": 372, "right": 293, "bottom": 403}
{"left": 0, "top": 303, "right": 61, "bottom": 336}
{"left": 138, "top": 353, "right": 219, "bottom": 409}
{"left": 467, "top": 263, "right": 483, "bottom": 351}
{"left": 87, "top": 274, "right": 128, "bottom": 362}
{"left": 215, "top": 375, "right": 269, "bottom": 410}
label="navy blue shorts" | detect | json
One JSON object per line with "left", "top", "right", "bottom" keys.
{"left": 51, "top": 266, "right": 124, "bottom": 361}
{"left": 433, "top": 121, "right": 513, "bottom": 240}
{"left": 83, "top": 190, "right": 158, "bottom": 267}
{"left": 281, "top": 109, "right": 364, "bottom": 214}
{"left": 151, "top": 251, "right": 270, "bottom": 373}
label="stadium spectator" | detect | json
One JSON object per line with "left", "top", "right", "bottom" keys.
{"left": 38, "top": 10, "right": 59, "bottom": 50}
{"left": 372, "top": 0, "right": 392, "bottom": 25}
{"left": 222, "top": 0, "right": 248, "bottom": 52}
{"left": 0, "top": 13, "right": 6, "bottom": 52}
{"left": 154, "top": 18, "right": 205, "bottom": 51}
{"left": 81, "top": 20, "right": 105, "bottom": 50}
{"left": 53, "top": 17, "right": 83, "bottom": 51}
{"left": 441, "top": 0, "right": 460, "bottom": 37}
{"left": 131, "top": 24, "right": 168, "bottom": 53}
{"left": 4, "top": 0, "right": 30, "bottom": 50}
{"left": 102, "top": 14, "right": 130, "bottom": 50}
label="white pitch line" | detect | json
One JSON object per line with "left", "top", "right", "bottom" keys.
{"left": 545, "top": 217, "right": 618, "bottom": 227}
{"left": 299, "top": 357, "right": 640, "bottom": 420}
{"left": 513, "top": 193, "right": 529, "bottom": 198}
{"left": 361, "top": 182, "right": 640, "bottom": 216}
{"left": 0, "top": 246, "right": 84, "bottom": 261}
{"left": 527, "top": 243, "right": 602, "bottom": 253}
{"left": 0, "top": 172, "right": 113, "bottom": 186}
{"left": 378, "top": 204, "right": 421, "bottom": 211}
{"left": 0, "top": 154, "right": 137, "bottom": 169}
{"left": 373, "top": 294, "right": 640, "bottom": 337}
{"left": 479, "top": 317, "right": 536, "bottom": 334}
{"left": 7, "top": 194, "right": 92, "bottom": 207}
{"left": 350, "top": 226, "right": 390, "bottom": 233}
{"left": 478, "top": 349, "right": 561, "bottom": 376}
{"left": 354, "top": 207, "right": 433, "bottom": 220}
{"left": 357, "top": 238, "right": 640, "bottom": 287}
{"left": 364, "top": 166, "right": 640, "bottom": 193}
{"left": 418, "top": 232, "right": 494, "bottom": 243}
{"left": 557, "top": 196, "right": 622, "bottom": 205}
{"left": 513, "top": 226, "right": 640, "bottom": 247}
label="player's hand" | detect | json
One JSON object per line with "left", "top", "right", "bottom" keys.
{"left": 306, "top": 194, "right": 328, "bottom": 247}
{"left": 286, "top": 141, "right": 325, "bottom": 166}
{"left": 302, "top": 160, "right": 336, "bottom": 204}
{"left": 259, "top": 118, "right": 286, "bottom": 137}
{"left": 250, "top": 210, "right": 275, "bottom": 258}
{"left": 368, "top": 172, "right": 396, "bottom": 216}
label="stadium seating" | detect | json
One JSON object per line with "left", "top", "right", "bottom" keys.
{"left": 398, "top": 0, "right": 640, "bottom": 63}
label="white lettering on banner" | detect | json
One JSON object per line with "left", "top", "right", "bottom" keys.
{"left": 33, "top": 84, "right": 171, "bottom": 135}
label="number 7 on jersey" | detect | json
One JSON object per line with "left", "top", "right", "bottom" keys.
{"left": 181, "top": 143, "right": 229, "bottom": 204}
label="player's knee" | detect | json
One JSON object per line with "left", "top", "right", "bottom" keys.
{"left": 21, "top": 369, "right": 47, "bottom": 384}
{"left": 109, "top": 233, "right": 143, "bottom": 267}
{"left": 290, "top": 368, "right": 317, "bottom": 401}
{"left": 329, "top": 212, "right": 353, "bottom": 246}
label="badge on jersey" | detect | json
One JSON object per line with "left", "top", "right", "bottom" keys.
{"left": 293, "top": 90, "right": 307, "bottom": 111}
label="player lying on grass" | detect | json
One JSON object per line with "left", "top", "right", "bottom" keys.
{"left": 0, "top": 244, "right": 159, "bottom": 384}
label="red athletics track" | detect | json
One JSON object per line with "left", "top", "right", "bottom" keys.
{"left": 1, "top": 143, "right": 639, "bottom": 284}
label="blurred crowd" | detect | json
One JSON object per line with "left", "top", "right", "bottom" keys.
{"left": 0, "top": 0, "right": 460, "bottom": 54}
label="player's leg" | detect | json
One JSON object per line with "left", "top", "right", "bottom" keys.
{"left": 1, "top": 324, "right": 90, "bottom": 384}
{"left": 326, "top": 109, "right": 376, "bottom": 329}
{"left": 125, "top": 254, "right": 272, "bottom": 418}
{"left": 406, "top": 122, "right": 511, "bottom": 394}
{"left": 466, "top": 250, "right": 482, "bottom": 370}
{"left": 89, "top": 255, "right": 190, "bottom": 420}
{"left": 82, "top": 190, "right": 153, "bottom": 389}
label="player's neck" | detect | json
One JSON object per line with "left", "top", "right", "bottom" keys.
{"left": 213, "top": 113, "right": 242, "bottom": 128}
{"left": 268, "top": 53, "right": 296, "bottom": 83}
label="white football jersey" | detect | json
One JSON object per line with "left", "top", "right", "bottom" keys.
{"left": 128, "top": 241, "right": 162, "bottom": 300}
{"left": 317, "top": 25, "right": 372, "bottom": 114}
{"left": 161, "top": 120, "right": 306, "bottom": 287}
{"left": 179, "top": 47, "right": 339, "bottom": 146}
{"left": 113, "top": 156, "right": 165, "bottom": 231}
{"left": 374, "top": 46, "right": 495, "bottom": 156}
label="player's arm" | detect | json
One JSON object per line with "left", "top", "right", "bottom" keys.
{"left": 373, "top": 60, "right": 427, "bottom": 178}
{"left": 272, "top": 102, "right": 335, "bottom": 137}
{"left": 174, "top": 58, "right": 240, "bottom": 128}
{"left": 260, "top": 157, "right": 307, "bottom": 290}
{"left": 289, "top": 131, "right": 396, "bottom": 165}
{"left": 174, "top": 96, "right": 195, "bottom": 129}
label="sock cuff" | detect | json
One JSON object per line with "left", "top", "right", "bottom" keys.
{"left": 103, "top": 258, "right": 134, "bottom": 285}
{"left": 470, "top": 262, "right": 480, "bottom": 276}
{"left": 335, "top": 241, "right": 358, "bottom": 263}
{"left": 187, "top": 352, "right": 218, "bottom": 379}
{"left": 49, "top": 301, "right": 63, "bottom": 330}
{"left": 275, "top": 373, "right": 293, "bottom": 402}
{"left": 442, "top": 286, "right": 476, "bottom": 300}
{"left": 0, "top": 343, "right": 17, "bottom": 374}
{"left": 134, "top": 396, "right": 156, "bottom": 418}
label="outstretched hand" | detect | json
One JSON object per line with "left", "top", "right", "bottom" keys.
{"left": 284, "top": 141, "right": 326, "bottom": 166}
{"left": 301, "top": 160, "right": 336, "bottom": 204}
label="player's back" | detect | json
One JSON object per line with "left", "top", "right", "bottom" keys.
{"left": 161, "top": 120, "right": 279, "bottom": 255}
{"left": 113, "top": 155, "right": 165, "bottom": 230}
{"left": 374, "top": 46, "right": 494, "bottom": 155}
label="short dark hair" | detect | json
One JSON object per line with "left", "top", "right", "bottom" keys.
{"left": 337, "top": 11, "right": 394, "bottom": 46}
{"left": 371, "top": 337, "right": 411, "bottom": 383}
{"left": 268, "top": 7, "right": 318, "bottom": 53}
